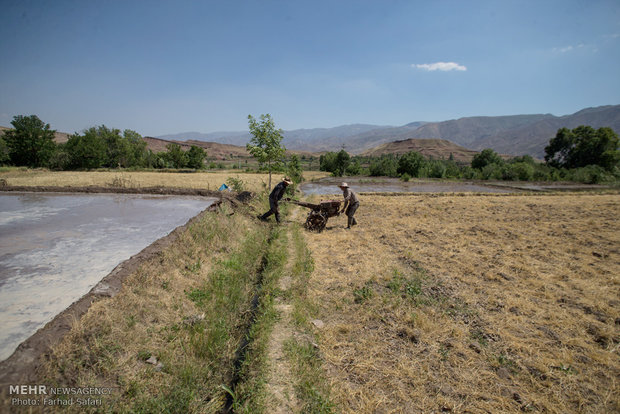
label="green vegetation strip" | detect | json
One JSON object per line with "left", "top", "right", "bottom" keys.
{"left": 285, "top": 225, "right": 336, "bottom": 413}
{"left": 131, "top": 214, "right": 270, "bottom": 412}
{"left": 226, "top": 226, "right": 287, "bottom": 413}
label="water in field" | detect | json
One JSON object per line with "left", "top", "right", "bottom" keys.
{"left": 301, "top": 177, "right": 515, "bottom": 195}
{"left": 0, "top": 192, "right": 216, "bottom": 361}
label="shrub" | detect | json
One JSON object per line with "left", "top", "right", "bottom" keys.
{"left": 369, "top": 155, "right": 398, "bottom": 177}
{"left": 226, "top": 176, "right": 246, "bottom": 191}
{"left": 511, "top": 162, "right": 535, "bottom": 181}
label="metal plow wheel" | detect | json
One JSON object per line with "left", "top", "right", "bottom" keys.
{"left": 305, "top": 210, "right": 328, "bottom": 232}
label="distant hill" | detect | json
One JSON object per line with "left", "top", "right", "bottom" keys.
{"left": 158, "top": 105, "right": 620, "bottom": 157}
{"left": 157, "top": 123, "right": 393, "bottom": 152}
{"left": 327, "top": 105, "right": 620, "bottom": 157}
{"left": 143, "top": 136, "right": 316, "bottom": 160}
{"left": 142, "top": 136, "right": 250, "bottom": 159}
{"left": 469, "top": 105, "right": 620, "bottom": 157}
{"left": 376, "top": 105, "right": 620, "bottom": 158}
{"left": 360, "top": 138, "right": 480, "bottom": 163}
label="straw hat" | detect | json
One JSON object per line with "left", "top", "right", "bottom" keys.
{"left": 283, "top": 177, "right": 293, "bottom": 185}
{"left": 338, "top": 182, "right": 349, "bottom": 188}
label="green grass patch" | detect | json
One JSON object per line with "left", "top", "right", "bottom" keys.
{"left": 284, "top": 224, "right": 335, "bottom": 413}
{"left": 284, "top": 340, "right": 335, "bottom": 414}
{"left": 233, "top": 226, "right": 288, "bottom": 413}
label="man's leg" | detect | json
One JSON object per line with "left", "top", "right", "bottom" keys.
{"left": 347, "top": 202, "right": 359, "bottom": 227}
{"left": 259, "top": 198, "right": 277, "bottom": 221}
{"left": 274, "top": 203, "right": 281, "bottom": 223}
{"left": 270, "top": 198, "right": 281, "bottom": 223}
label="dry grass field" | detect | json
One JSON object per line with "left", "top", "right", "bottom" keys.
{"left": 0, "top": 169, "right": 329, "bottom": 193}
{"left": 303, "top": 193, "right": 620, "bottom": 413}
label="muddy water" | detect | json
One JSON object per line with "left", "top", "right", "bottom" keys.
{"left": 301, "top": 177, "right": 515, "bottom": 195}
{"left": 0, "top": 192, "right": 216, "bottom": 361}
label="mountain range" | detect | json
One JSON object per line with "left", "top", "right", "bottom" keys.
{"left": 158, "top": 105, "right": 620, "bottom": 158}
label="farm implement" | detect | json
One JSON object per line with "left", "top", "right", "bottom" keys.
{"left": 283, "top": 198, "right": 342, "bottom": 232}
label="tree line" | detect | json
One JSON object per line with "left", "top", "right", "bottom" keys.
{"left": 319, "top": 126, "right": 620, "bottom": 184}
{"left": 0, "top": 115, "right": 207, "bottom": 170}
{"left": 3, "top": 114, "right": 619, "bottom": 184}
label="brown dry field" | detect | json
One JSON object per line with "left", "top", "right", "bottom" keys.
{"left": 303, "top": 193, "right": 619, "bottom": 413}
{"left": 0, "top": 169, "right": 328, "bottom": 192}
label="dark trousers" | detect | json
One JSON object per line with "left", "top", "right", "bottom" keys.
{"left": 260, "top": 198, "right": 281, "bottom": 223}
{"left": 346, "top": 201, "right": 359, "bottom": 227}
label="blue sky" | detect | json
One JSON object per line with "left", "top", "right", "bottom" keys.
{"left": 1, "top": 0, "right": 619, "bottom": 136}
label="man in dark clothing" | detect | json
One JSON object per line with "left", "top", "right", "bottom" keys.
{"left": 259, "top": 178, "right": 293, "bottom": 223}
{"left": 338, "top": 182, "right": 359, "bottom": 229}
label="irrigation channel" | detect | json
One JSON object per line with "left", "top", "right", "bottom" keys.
{"left": 0, "top": 192, "right": 217, "bottom": 362}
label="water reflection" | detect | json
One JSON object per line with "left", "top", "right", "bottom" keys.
{"left": 0, "top": 192, "right": 216, "bottom": 361}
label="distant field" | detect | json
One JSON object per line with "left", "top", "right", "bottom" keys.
{"left": 303, "top": 193, "right": 620, "bottom": 413}
{"left": 0, "top": 169, "right": 329, "bottom": 193}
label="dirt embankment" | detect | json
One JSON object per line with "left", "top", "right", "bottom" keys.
{"left": 0, "top": 188, "right": 252, "bottom": 389}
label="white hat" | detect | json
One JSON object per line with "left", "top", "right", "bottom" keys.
{"left": 339, "top": 182, "right": 349, "bottom": 188}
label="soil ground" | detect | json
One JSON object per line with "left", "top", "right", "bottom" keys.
{"left": 302, "top": 192, "right": 620, "bottom": 413}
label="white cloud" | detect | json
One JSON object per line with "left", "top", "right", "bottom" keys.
{"left": 413, "top": 62, "right": 467, "bottom": 72}
{"left": 552, "top": 43, "right": 597, "bottom": 54}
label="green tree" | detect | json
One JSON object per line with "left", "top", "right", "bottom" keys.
{"left": 345, "top": 158, "right": 363, "bottom": 175}
{"left": 544, "top": 127, "right": 573, "bottom": 168}
{"left": 164, "top": 143, "right": 188, "bottom": 168}
{"left": 545, "top": 126, "right": 620, "bottom": 170}
{"left": 319, "top": 152, "right": 337, "bottom": 173}
{"left": 510, "top": 162, "right": 535, "bottom": 181}
{"left": 471, "top": 148, "right": 504, "bottom": 170}
{"left": 246, "top": 114, "right": 286, "bottom": 190}
{"left": 47, "top": 143, "right": 70, "bottom": 170}
{"left": 66, "top": 125, "right": 145, "bottom": 169}
{"left": 3, "top": 115, "right": 57, "bottom": 167}
{"left": 427, "top": 159, "right": 447, "bottom": 178}
{"left": 98, "top": 125, "right": 129, "bottom": 167}
{"left": 186, "top": 145, "right": 207, "bottom": 169}
{"left": 397, "top": 151, "right": 426, "bottom": 177}
{"left": 334, "top": 149, "right": 351, "bottom": 176}
{"left": 65, "top": 128, "right": 107, "bottom": 169}
{"left": 123, "top": 129, "right": 148, "bottom": 167}
{"left": 509, "top": 154, "right": 536, "bottom": 165}
{"left": 286, "top": 154, "right": 303, "bottom": 184}
{"left": 0, "top": 135, "right": 9, "bottom": 165}
{"left": 369, "top": 155, "right": 398, "bottom": 177}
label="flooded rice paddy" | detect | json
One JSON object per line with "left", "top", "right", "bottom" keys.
{"left": 0, "top": 192, "right": 216, "bottom": 361}
{"left": 301, "top": 177, "right": 515, "bottom": 195}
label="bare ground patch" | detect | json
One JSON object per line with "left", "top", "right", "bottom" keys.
{"left": 303, "top": 193, "right": 620, "bottom": 413}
